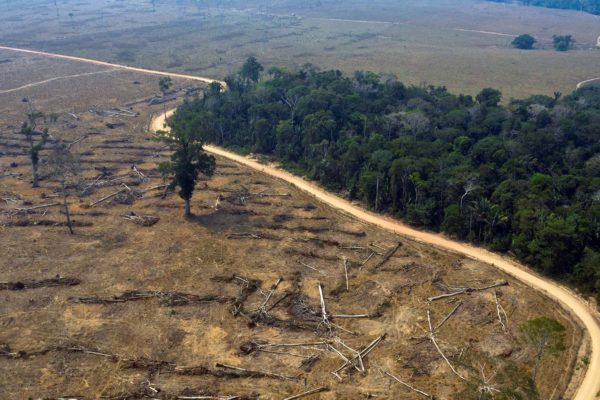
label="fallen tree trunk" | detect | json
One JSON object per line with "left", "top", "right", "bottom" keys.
{"left": 0, "top": 277, "right": 80, "bottom": 291}
{"left": 89, "top": 188, "right": 127, "bottom": 207}
{"left": 13, "top": 203, "right": 61, "bottom": 212}
{"left": 215, "top": 363, "right": 298, "bottom": 381}
{"left": 428, "top": 281, "right": 508, "bottom": 302}
{"left": 371, "top": 242, "right": 402, "bottom": 270}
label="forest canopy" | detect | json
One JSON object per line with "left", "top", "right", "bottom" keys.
{"left": 176, "top": 60, "right": 600, "bottom": 299}
{"left": 487, "top": 0, "right": 600, "bottom": 15}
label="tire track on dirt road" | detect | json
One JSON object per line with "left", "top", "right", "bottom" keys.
{"left": 0, "top": 69, "right": 118, "bottom": 95}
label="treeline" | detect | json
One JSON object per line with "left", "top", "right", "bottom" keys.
{"left": 176, "top": 59, "right": 600, "bottom": 298}
{"left": 488, "top": 0, "right": 600, "bottom": 15}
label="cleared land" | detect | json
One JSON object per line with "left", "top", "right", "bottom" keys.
{"left": 0, "top": 0, "right": 599, "bottom": 99}
{"left": 0, "top": 53, "right": 589, "bottom": 399}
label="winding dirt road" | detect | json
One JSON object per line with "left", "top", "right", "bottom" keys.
{"left": 577, "top": 76, "right": 600, "bottom": 89}
{"left": 573, "top": 34, "right": 600, "bottom": 89}
{"left": 2, "top": 44, "right": 599, "bottom": 400}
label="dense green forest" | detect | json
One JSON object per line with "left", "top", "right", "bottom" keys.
{"left": 173, "top": 59, "right": 600, "bottom": 298}
{"left": 488, "top": 0, "right": 600, "bottom": 15}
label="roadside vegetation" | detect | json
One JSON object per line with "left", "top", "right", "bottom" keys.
{"left": 176, "top": 58, "right": 600, "bottom": 299}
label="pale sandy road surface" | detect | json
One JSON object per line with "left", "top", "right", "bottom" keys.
{"left": 1, "top": 44, "right": 598, "bottom": 400}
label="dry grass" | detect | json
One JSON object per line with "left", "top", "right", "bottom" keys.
{"left": 1, "top": 0, "right": 599, "bottom": 99}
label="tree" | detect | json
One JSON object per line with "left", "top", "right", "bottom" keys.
{"left": 159, "top": 76, "right": 173, "bottom": 95}
{"left": 240, "top": 56, "right": 263, "bottom": 84}
{"left": 476, "top": 88, "right": 503, "bottom": 107}
{"left": 453, "top": 360, "right": 538, "bottom": 400}
{"left": 403, "top": 111, "right": 430, "bottom": 139}
{"left": 520, "top": 317, "right": 565, "bottom": 382}
{"left": 170, "top": 58, "right": 600, "bottom": 299}
{"left": 158, "top": 77, "right": 173, "bottom": 117}
{"left": 157, "top": 104, "right": 216, "bottom": 217}
{"left": 18, "top": 107, "right": 54, "bottom": 188}
{"left": 46, "top": 143, "right": 79, "bottom": 234}
{"left": 553, "top": 35, "right": 574, "bottom": 51}
{"left": 573, "top": 248, "right": 600, "bottom": 294}
{"left": 512, "top": 34, "right": 536, "bottom": 50}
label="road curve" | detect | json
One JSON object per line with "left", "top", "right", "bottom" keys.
{"left": 153, "top": 110, "right": 600, "bottom": 400}
{"left": 575, "top": 35, "right": 600, "bottom": 89}
{"left": 1, "top": 44, "right": 597, "bottom": 399}
{"left": 577, "top": 76, "right": 600, "bottom": 90}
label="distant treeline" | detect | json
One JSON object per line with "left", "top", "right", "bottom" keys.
{"left": 488, "top": 0, "right": 600, "bottom": 15}
{"left": 175, "top": 60, "right": 600, "bottom": 299}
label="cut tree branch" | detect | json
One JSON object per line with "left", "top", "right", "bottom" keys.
{"left": 283, "top": 387, "right": 329, "bottom": 400}
{"left": 377, "top": 366, "right": 433, "bottom": 398}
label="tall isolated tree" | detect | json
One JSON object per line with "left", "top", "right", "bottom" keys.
{"left": 520, "top": 317, "right": 565, "bottom": 382}
{"left": 157, "top": 104, "right": 215, "bottom": 217}
{"left": 46, "top": 143, "right": 79, "bottom": 234}
{"left": 18, "top": 106, "right": 56, "bottom": 188}
{"left": 240, "top": 56, "right": 264, "bottom": 84}
{"left": 158, "top": 76, "right": 173, "bottom": 117}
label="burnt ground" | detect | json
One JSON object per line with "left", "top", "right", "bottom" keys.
{"left": 0, "top": 52, "right": 586, "bottom": 399}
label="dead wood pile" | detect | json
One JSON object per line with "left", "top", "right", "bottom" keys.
{"left": 0, "top": 276, "right": 80, "bottom": 291}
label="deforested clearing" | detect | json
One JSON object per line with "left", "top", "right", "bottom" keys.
{"left": 0, "top": 53, "right": 586, "bottom": 400}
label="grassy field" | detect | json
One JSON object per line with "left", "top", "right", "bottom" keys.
{"left": 0, "top": 0, "right": 599, "bottom": 99}
{"left": 0, "top": 52, "right": 588, "bottom": 399}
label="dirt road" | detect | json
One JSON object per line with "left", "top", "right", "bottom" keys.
{"left": 453, "top": 28, "right": 516, "bottom": 37}
{"left": 308, "top": 17, "right": 399, "bottom": 25}
{"left": 577, "top": 77, "right": 600, "bottom": 89}
{"left": 0, "top": 68, "right": 117, "bottom": 95}
{"left": 152, "top": 112, "right": 600, "bottom": 400}
{"left": 1, "top": 44, "right": 598, "bottom": 400}
{"left": 0, "top": 45, "right": 227, "bottom": 87}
